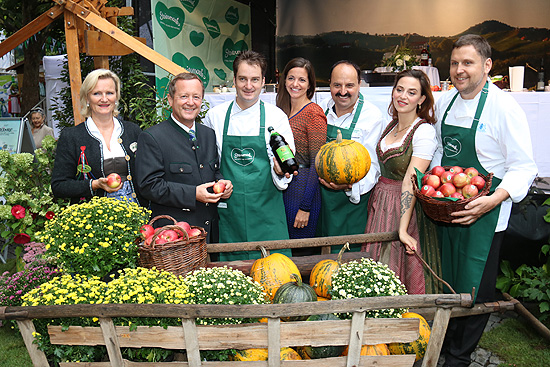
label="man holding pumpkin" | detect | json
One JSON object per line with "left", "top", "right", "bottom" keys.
{"left": 432, "top": 34, "right": 538, "bottom": 367}
{"left": 317, "top": 60, "right": 385, "bottom": 250}
{"left": 204, "top": 50, "right": 295, "bottom": 260}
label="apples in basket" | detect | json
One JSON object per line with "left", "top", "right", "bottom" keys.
{"left": 412, "top": 165, "right": 493, "bottom": 223}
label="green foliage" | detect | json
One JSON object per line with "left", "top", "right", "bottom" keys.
{"left": 0, "top": 136, "right": 69, "bottom": 251}
{"left": 0, "top": 323, "right": 33, "bottom": 367}
{"left": 496, "top": 198, "right": 550, "bottom": 321}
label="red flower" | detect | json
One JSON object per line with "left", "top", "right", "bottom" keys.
{"left": 14, "top": 233, "right": 31, "bottom": 244}
{"left": 11, "top": 205, "right": 26, "bottom": 219}
{"left": 45, "top": 211, "right": 55, "bottom": 220}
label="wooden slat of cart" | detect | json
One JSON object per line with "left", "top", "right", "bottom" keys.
{"left": 48, "top": 318, "right": 419, "bottom": 349}
{"left": 59, "top": 355, "right": 417, "bottom": 366}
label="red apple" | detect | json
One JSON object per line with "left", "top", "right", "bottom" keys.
{"left": 158, "top": 229, "right": 179, "bottom": 242}
{"left": 188, "top": 228, "right": 202, "bottom": 237}
{"left": 439, "top": 183, "right": 457, "bottom": 197}
{"left": 213, "top": 181, "right": 226, "bottom": 194}
{"left": 464, "top": 167, "right": 479, "bottom": 178}
{"left": 421, "top": 185, "right": 436, "bottom": 197}
{"left": 155, "top": 237, "right": 167, "bottom": 245}
{"left": 176, "top": 221, "right": 192, "bottom": 234}
{"left": 452, "top": 173, "right": 470, "bottom": 188}
{"left": 432, "top": 191, "right": 445, "bottom": 198}
{"left": 431, "top": 166, "right": 445, "bottom": 177}
{"left": 139, "top": 224, "right": 155, "bottom": 240}
{"left": 449, "top": 166, "right": 463, "bottom": 175}
{"left": 450, "top": 192, "right": 465, "bottom": 200}
{"left": 462, "top": 184, "right": 479, "bottom": 199}
{"left": 425, "top": 175, "right": 441, "bottom": 189}
{"left": 471, "top": 175, "right": 486, "bottom": 191}
{"left": 106, "top": 173, "right": 121, "bottom": 188}
{"left": 440, "top": 171, "right": 455, "bottom": 184}
{"left": 421, "top": 175, "right": 429, "bottom": 186}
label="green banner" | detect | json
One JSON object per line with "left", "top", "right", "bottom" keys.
{"left": 151, "top": 0, "right": 251, "bottom": 92}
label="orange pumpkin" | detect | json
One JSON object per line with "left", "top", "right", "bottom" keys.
{"left": 250, "top": 246, "right": 301, "bottom": 300}
{"left": 309, "top": 243, "right": 349, "bottom": 298}
{"left": 232, "top": 348, "right": 302, "bottom": 361}
{"left": 315, "top": 129, "right": 371, "bottom": 184}
{"left": 342, "top": 343, "right": 390, "bottom": 356}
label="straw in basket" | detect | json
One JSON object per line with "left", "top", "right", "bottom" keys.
{"left": 138, "top": 215, "right": 207, "bottom": 276}
{"left": 411, "top": 167, "right": 493, "bottom": 223}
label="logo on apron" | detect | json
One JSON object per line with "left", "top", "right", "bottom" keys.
{"left": 231, "top": 148, "right": 255, "bottom": 166}
{"left": 443, "top": 136, "right": 462, "bottom": 157}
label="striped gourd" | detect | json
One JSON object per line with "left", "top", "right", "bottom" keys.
{"left": 315, "top": 129, "right": 371, "bottom": 184}
{"left": 387, "top": 312, "right": 431, "bottom": 361}
{"left": 250, "top": 246, "right": 301, "bottom": 301}
{"left": 273, "top": 274, "right": 317, "bottom": 321}
{"left": 342, "top": 343, "right": 390, "bottom": 356}
{"left": 310, "top": 243, "right": 349, "bottom": 298}
{"left": 303, "top": 313, "right": 346, "bottom": 358}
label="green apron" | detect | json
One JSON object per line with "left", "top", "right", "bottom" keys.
{"left": 318, "top": 94, "right": 370, "bottom": 253}
{"left": 218, "top": 101, "right": 290, "bottom": 261}
{"left": 439, "top": 82, "right": 502, "bottom": 302}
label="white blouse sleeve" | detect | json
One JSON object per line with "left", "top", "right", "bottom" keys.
{"left": 411, "top": 123, "right": 437, "bottom": 161}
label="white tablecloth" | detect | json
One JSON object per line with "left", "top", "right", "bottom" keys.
{"left": 205, "top": 89, "right": 550, "bottom": 177}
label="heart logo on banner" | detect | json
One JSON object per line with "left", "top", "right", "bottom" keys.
{"left": 225, "top": 6, "right": 239, "bottom": 25}
{"left": 155, "top": 2, "right": 185, "bottom": 39}
{"left": 173, "top": 53, "right": 210, "bottom": 88}
{"left": 190, "top": 30, "right": 204, "bottom": 47}
{"left": 202, "top": 17, "right": 221, "bottom": 39}
{"left": 443, "top": 137, "right": 462, "bottom": 157}
{"left": 222, "top": 38, "right": 248, "bottom": 69}
{"left": 231, "top": 148, "right": 255, "bottom": 166}
{"left": 179, "top": 0, "right": 199, "bottom": 13}
{"left": 214, "top": 69, "right": 227, "bottom": 81}
{"left": 238, "top": 24, "right": 250, "bottom": 36}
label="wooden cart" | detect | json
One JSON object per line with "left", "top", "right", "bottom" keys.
{"left": 0, "top": 232, "right": 516, "bottom": 367}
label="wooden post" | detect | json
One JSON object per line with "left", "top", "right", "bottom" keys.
{"left": 346, "top": 311, "right": 366, "bottom": 367}
{"left": 267, "top": 317, "right": 281, "bottom": 367}
{"left": 64, "top": 9, "right": 83, "bottom": 125}
{"left": 182, "top": 318, "right": 202, "bottom": 367}
{"left": 94, "top": 56, "right": 109, "bottom": 70}
{"left": 16, "top": 319, "right": 49, "bottom": 367}
{"left": 99, "top": 317, "right": 124, "bottom": 367}
{"left": 421, "top": 307, "right": 452, "bottom": 367}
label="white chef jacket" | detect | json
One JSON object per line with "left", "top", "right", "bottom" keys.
{"left": 318, "top": 96, "right": 385, "bottom": 203}
{"left": 203, "top": 98, "right": 295, "bottom": 190}
{"left": 432, "top": 81, "right": 538, "bottom": 231}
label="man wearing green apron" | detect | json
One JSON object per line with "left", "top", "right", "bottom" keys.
{"left": 204, "top": 51, "right": 294, "bottom": 261}
{"left": 433, "top": 35, "right": 537, "bottom": 367}
{"left": 317, "top": 61, "right": 385, "bottom": 252}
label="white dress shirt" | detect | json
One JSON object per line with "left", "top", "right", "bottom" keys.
{"left": 318, "top": 96, "right": 385, "bottom": 203}
{"left": 432, "top": 81, "right": 538, "bottom": 231}
{"left": 85, "top": 117, "right": 125, "bottom": 159}
{"left": 203, "top": 98, "right": 294, "bottom": 190}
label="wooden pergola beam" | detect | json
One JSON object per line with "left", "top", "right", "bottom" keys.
{"left": 54, "top": 0, "right": 185, "bottom": 76}
{"left": 0, "top": 5, "right": 64, "bottom": 58}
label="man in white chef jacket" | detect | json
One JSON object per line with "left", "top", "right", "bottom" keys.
{"left": 317, "top": 60, "right": 385, "bottom": 251}
{"left": 204, "top": 50, "right": 295, "bottom": 260}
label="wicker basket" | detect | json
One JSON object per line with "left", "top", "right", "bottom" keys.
{"left": 138, "top": 215, "right": 207, "bottom": 276}
{"left": 411, "top": 167, "right": 493, "bottom": 223}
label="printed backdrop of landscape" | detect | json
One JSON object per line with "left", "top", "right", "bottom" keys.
{"left": 276, "top": 0, "right": 550, "bottom": 88}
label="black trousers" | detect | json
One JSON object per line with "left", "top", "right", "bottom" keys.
{"left": 442, "top": 231, "right": 505, "bottom": 367}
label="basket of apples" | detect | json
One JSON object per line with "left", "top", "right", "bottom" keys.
{"left": 411, "top": 165, "right": 493, "bottom": 223}
{"left": 137, "top": 215, "right": 207, "bottom": 276}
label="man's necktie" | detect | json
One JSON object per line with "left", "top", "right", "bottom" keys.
{"left": 189, "top": 129, "right": 196, "bottom": 141}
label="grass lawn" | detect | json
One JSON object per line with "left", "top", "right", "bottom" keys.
{"left": 479, "top": 317, "right": 550, "bottom": 367}
{"left": 0, "top": 322, "right": 33, "bottom": 367}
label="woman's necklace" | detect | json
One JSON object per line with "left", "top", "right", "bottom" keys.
{"left": 393, "top": 123, "right": 412, "bottom": 137}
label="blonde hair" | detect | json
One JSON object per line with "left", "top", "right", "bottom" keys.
{"left": 79, "top": 69, "right": 121, "bottom": 118}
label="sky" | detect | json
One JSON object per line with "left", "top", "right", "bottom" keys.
{"left": 277, "top": 0, "right": 550, "bottom": 37}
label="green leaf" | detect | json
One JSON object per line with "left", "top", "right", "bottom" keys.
{"left": 509, "top": 284, "right": 522, "bottom": 297}
{"left": 496, "top": 276, "right": 511, "bottom": 292}
{"left": 61, "top": 325, "right": 70, "bottom": 332}
{"left": 500, "top": 260, "right": 514, "bottom": 278}
{"left": 540, "top": 301, "right": 550, "bottom": 313}
{"left": 1, "top": 230, "right": 10, "bottom": 238}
